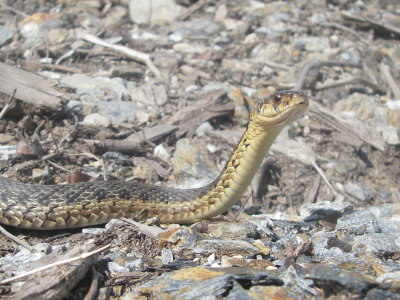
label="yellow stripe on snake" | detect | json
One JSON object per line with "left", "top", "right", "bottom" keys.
{"left": 0, "top": 91, "right": 308, "bottom": 230}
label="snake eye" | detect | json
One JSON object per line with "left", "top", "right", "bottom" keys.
{"left": 272, "top": 94, "right": 282, "bottom": 104}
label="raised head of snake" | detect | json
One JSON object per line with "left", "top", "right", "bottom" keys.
{"left": 0, "top": 90, "right": 308, "bottom": 230}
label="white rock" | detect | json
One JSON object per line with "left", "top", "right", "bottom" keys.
{"left": 81, "top": 113, "right": 111, "bottom": 127}
{"left": 154, "top": 144, "right": 170, "bottom": 161}
{"left": 386, "top": 100, "right": 400, "bottom": 110}
{"left": 381, "top": 125, "right": 399, "bottom": 145}
{"left": 195, "top": 122, "right": 213, "bottom": 137}
{"left": 129, "top": 0, "right": 183, "bottom": 25}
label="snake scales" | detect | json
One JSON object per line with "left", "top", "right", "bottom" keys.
{"left": 0, "top": 91, "right": 308, "bottom": 230}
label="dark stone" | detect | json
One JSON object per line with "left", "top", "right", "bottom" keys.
{"left": 327, "top": 236, "right": 353, "bottom": 253}
{"left": 305, "top": 264, "right": 378, "bottom": 295}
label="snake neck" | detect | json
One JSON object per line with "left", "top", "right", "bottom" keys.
{"left": 191, "top": 123, "right": 282, "bottom": 221}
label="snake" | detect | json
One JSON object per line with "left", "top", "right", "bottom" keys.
{"left": 0, "top": 90, "right": 308, "bottom": 230}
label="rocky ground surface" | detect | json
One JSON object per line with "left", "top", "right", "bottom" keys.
{"left": 0, "top": 0, "right": 399, "bottom": 299}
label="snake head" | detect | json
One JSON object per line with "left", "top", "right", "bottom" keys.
{"left": 250, "top": 90, "right": 309, "bottom": 127}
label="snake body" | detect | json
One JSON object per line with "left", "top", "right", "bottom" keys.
{"left": 0, "top": 91, "right": 308, "bottom": 230}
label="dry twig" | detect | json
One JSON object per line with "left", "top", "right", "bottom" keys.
{"left": 178, "top": 0, "right": 207, "bottom": 21}
{"left": 78, "top": 32, "right": 163, "bottom": 81}
{"left": 308, "top": 157, "right": 338, "bottom": 197}
{"left": 121, "top": 218, "right": 164, "bottom": 239}
{"left": 341, "top": 11, "right": 400, "bottom": 39}
{"left": 0, "top": 2, "right": 28, "bottom": 17}
{"left": 320, "top": 22, "right": 369, "bottom": 44}
{"left": 0, "top": 89, "right": 16, "bottom": 120}
{"left": 0, "top": 225, "right": 33, "bottom": 252}
{"left": 315, "top": 76, "right": 386, "bottom": 94}
{"left": 4, "top": 153, "right": 58, "bottom": 177}
{"left": 379, "top": 63, "right": 400, "bottom": 99}
{"left": 83, "top": 266, "right": 99, "bottom": 300}
{"left": 231, "top": 193, "right": 252, "bottom": 222}
{"left": 294, "top": 60, "right": 362, "bottom": 91}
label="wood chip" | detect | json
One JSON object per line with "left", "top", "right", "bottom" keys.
{"left": 308, "top": 100, "right": 386, "bottom": 151}
{"left": 0, "top": 62, "right": 64, "bottom": 109}
{"left": 167, "top": 89, "right": 234, "bottom": 137}
{"left": 10, "top": 244, "right": 109, "bottom": 299}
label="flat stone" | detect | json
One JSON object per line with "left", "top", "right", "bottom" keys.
{"left": 130, "top": 82, "right": 168, "bottom": 106}
{"left": 192, "top": 239, "right": 260, "bottom": 257}
{"left": 96, "top": 100, "right": 144, "bottom": 123}
{"left": 61, "top": 74, "right": 129, "bottom": 101}
{"left": 333, "top": 93, "right": 378, "bottom": 121}
{"left": 305, "top": 264, "right": 378, "bottom": 294}
{"left": 0, "top": 25, "right": 14, "bottom": 45}
{"left": 294, "top": 36, "right": 331, "bottom": 52}
{"left": 81, "top": 113, "right": 111, "bottom": 127}
{"left": 129, "top": 0, "right": 182, "bottom": 25}
{"left": 353, "top": 233, "right": 400, "bottom": 257}
{"left": 171, "top": 138, "right": 219, "bottom": 183}
{"left": 344, "top": 182, "right": 373, "bottom": 202}
{"left": 0, "top": 133, "right": 14, "bottom": 144}
{"left": 367, "top": 288, "right": 400, "bottom": 300}
{"left": 336, "top": 209, "right": 381, "bottom": 235}
{"left": 208, "top": 222, "right": 258, "bottom": 239}
{"left": 130, "top": 266, "right": 282, "bottom": 299}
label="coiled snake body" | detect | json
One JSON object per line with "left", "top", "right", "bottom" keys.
{"left": 0, "top": 91, "right": 308, "bottom": 230}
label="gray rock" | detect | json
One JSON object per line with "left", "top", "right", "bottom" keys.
{"left": 131, "top": 267, "right": 283, "bottom": 299}
{"left": 344, "top": 182, "right": 373, "bottom": 202}
{"left": 178, "top": 275, "right": 242, "bottom": 300}
{"left": 353, "top": 233, "right": 400, "bottom": 257}
{"left": 208, "top": 222, "right": 258, "bottom": 239}
{"left": 368, "top": 204, "right": 400, "bottom": 234}
{"left": 311, "top": 231, "right": 353, "bottom": 262}
{"left": 193, "top": 239, "right": 260, "bottom": 257}
{"left": 130, "top": 82, "right": 168, "bottom": 106}
{"left": 336, "top": 209, "right": 381, "bottom": 235}
{"left": 306, "top": 264, "right": 378, "bottom": 294}
{"left": 126, "top": 258, "right": 151, "bottom": 272}
{"left": 171, "top": 138, "right": 219, "bottom": 183}
{"left": 366, "top": 288, "right": 400, "bottom": 300}
{"left": 81, "top": 227, "right": 107, "bottom": 234}
{"left": 161, "top": 248, "right": 174, "bottom": 265}
{"left": 195, "top": 122, "right": 213, "bottom": 137}
{"left": 108, "top": 261, "right": 128, "bottom": 273}
{"left": 250, "top": 42, "right": 282, "bottom": 62}
{"left": 300, "top": 198, "right": 352, "bottom": 221}
{"left": 333, "top": 93, "right": 378, "bottom": 121}
{"left": 380, "top": 125, "right": 399, "bottom": 145}
{"left": 339, "top": 51, "right": 362, "bottom": 64}
{"left": 81, "top": 113, "right": 111, "bottom": 127}
{"left": 294, "top": 36, "right": 330, "bottom": 52}
{"left": 326, "top": 159, "right": 358, "bottom": 174}
{"left": 246, "top": 219, "right": 279, "bottom": 240}
{"left": 0, "top": 25, "right": 13, "bottom": 45}
{"left": 96, "top": 100, "right": 145, "bottom": 123}
{"left": 61, "top": 74, "right": 129, "bottom": 101}
{"left": 282, "top": 265, "right": 316, "bottom": 298}
{"left": 129, "top": 0, "right": 182, "bottom": 25}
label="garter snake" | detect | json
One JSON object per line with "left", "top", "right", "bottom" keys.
{"left": 0, "top": 90, "right": 308, "bottom": 230}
